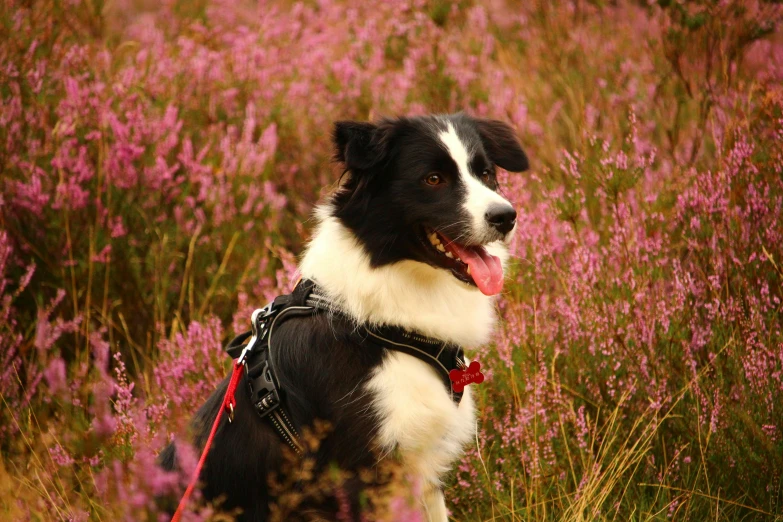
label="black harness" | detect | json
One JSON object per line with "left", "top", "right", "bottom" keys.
{"left": 224, "top": 278, "right": 467, "bottom": 455}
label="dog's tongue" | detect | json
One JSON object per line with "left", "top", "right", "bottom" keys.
{"left": 447, "top": 242, "right": 504, "bottom": 296}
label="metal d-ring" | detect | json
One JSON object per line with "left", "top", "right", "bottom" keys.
{"left": 236, "top": 306, "right": 270, "bottom": 365}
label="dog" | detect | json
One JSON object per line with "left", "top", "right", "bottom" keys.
{"left": 159, "top": 113, "right": 528, "bottom": 521}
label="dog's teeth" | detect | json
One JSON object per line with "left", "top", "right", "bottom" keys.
{"left": 445, "top": 252, "right": 454, "bottom": 259}
{"left": 466, "top": 265, "right": 471, "bottom": 275}
{"left": 436, "top": 244, "right": 445, "bottom": 252}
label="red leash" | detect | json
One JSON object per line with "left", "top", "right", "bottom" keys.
{"left": 171, "top": 361, "right": 245, "bottom": 521}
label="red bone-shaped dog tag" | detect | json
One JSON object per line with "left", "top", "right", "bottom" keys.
{"left": 449, "top": 361, "right": 485, "bottom": 393}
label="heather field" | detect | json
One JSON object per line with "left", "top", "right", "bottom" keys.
{"left": 2, "top": 0, "right": 783, "bottom": 520}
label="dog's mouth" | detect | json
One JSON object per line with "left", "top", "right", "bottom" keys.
{"left": 421, "top": 228, "right": 504, "bottom": 296}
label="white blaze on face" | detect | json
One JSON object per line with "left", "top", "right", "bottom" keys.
{"left": 437, "top": 122, "right": 512, "bottom": 243}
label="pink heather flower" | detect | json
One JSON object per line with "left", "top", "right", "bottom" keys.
{"left": 91, "top": 244, "right": 112, "bottom": 263}
{"left": 153, "top": 317, "right": 226, "bottom": 410}
{"left": 91, "top": 383, "right": 118, "bottom": 439}
{"left": 49, "top": 442, "right": 75, "bottom": 467}
{"left": 44, "top": 358, "right": 67, "bottom": 394}
{"left": 90, "top": 329, "right": 111, "bottom": 378}
{"left": 11, "top": 168, "right": 50, "bottom": 216}
{"left": 33, "top": 290, "right": 81, "bottom": 353}
{"left": 110, "top": 216, "right": 128, "bottom": 238}
{"left": 575, "top": 405, "right": 589, "bottom": 449}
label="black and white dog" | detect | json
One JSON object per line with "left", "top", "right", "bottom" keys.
{"left": 160, "top": 113, "right": 528, "bottom": 521}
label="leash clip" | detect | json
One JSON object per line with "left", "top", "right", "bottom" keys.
{"left": 237, "top": 303, "right": 276, "bottom": 365}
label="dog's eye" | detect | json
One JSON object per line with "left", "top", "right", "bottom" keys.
{"left": 425, "top": 174, "right": 443, "bottom": 186}
{"left": 480, "top": 170, "right": 492, "bottom": 184}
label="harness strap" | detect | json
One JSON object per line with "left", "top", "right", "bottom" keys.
{"left": 303, "top": 288, "right": 467, "bottom": 404}
{"left": 356, "top": 328, "right": 466, "bottom": 404}
{"left": 224, "top": 303, "right": 308, "bottom": 456}
{"left": 246, "top": 305, "right": 310, "bottom": 456}
{"left": 222, "top": 278, "right": 467, "bottom": 457}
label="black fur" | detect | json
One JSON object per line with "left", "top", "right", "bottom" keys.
{"left": 473, "top": 118, "right": 529, "bottom": 172}
{"left": 159, "top": 113, "right": 529, "bottom": 520}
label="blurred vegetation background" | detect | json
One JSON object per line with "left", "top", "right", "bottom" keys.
{"left": 1, "top": 0, "right": 783, "bottom": 520}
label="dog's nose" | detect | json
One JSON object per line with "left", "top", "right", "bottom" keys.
{"left": 485, "top": 204, "right": 517, "bottom": 235}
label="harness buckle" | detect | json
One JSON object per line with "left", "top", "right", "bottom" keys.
{"left": 247, "top": 360, "right": 281, "bottom": 418}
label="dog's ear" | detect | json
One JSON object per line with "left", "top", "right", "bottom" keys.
{"left": 333, "top": 121, "right": 387, "bottom": 172}
{"left": 474, "top": 119, "right": 529, "bottom": 172}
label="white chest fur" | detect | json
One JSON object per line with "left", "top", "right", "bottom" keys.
{"left": 367, "top": 351, "right": 476, "bottom": 483}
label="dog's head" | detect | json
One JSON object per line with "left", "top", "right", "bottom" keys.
{"left": 330, "top": 113, "right": 528, "bottom": 296}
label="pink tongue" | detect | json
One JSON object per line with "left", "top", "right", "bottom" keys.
{"left": 447, "top": 242, "right": 504, "bottom": 296}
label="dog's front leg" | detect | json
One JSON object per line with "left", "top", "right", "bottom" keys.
{"left": 422, "top": 486, "right": 448, "bottom": 522}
